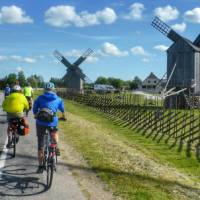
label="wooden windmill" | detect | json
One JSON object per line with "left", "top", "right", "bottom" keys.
{"left": 54, "top": 49, "right": 93, "bottom": 92}
{"left": 151, "top": 16, "right": 200, "bottom": 108}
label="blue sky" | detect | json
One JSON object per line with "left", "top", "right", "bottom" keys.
{"left": 0, "top": 0, "right": 200, "bottom": 81}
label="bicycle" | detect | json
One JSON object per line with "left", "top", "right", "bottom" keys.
{"left": 7, "top": 119, "right": 20, "bottom": 157}
{"left": 43, "top": 127, "right": 58, "bottom": 189}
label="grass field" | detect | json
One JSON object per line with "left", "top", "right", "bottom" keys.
{"left": 59, "top": 100, "right": 200, "bottom": 200}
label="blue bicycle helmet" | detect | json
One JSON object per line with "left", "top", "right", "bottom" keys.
{"left": 44, "top": 82, "right": 55, "bottom": 90}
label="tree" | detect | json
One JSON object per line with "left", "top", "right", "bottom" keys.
{"left": 18, "top": 71, "right": 26, "bottom": 87}
{"left": 95, "top": 76, "right": 109, "bottom": 85}
{"left": 134, "top": 76, "right": 142, "bottom": 86}
{"left": 107, "top": 77, "right": 124, "bottom": 89}
{"left": 7, "top": 73, "right": 17, "bottom": 86}
{"left": 129, "top": 80, "right": 138, "bottom": 90}
{"left": 50, "top": 77, "right": 65, "bottom": 87}
{"left": 27, "top": 75, "right": 37, "bottom": 88}
{"left": 27, "top": 74, "right": 44, "bottom": 88}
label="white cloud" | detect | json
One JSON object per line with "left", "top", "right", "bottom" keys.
{"left": 0, "top": 55, "right": 36, "bottom": 63}
{"left": 45, "top": 5, "right": 117, "bottom": 27}
{"left": 0, "top": 5, "right": 33, "bottom": 24}
{"left": 86, "top": 55, "right": 99, "bottom": 63}
{"left": 130, "top": 46, "right": 149, "bottom": 56}
{"left": 142, "top": 58, "right": 150, "bottom": 63}
{"left": 23, "top": 57, "right": 36, "bottom": 63}
{"left": 65, "top": 49, "right": 81, "bottom": 58}
{"left": 16, "top": 67, "right": 23, "bottom": 72}
{"left": 10, "top": 55, "right": 22, "bottom": 61}
{"left": 0, "top": 55, "right": 7, "bottom": 61}
{"left": 65, "top": 49, "right": 99, "bottom": 63}
{"left": 154, "top": 5, "right": 179, "bottom": 22}
{"left": 172, "top": 22, "right": 186, "bottom": 33}
{"left": 153, "top": 45, "right": 169, "bottom": 51}
{"left": 101, "top": 42, "right": 128, "bottom": 57}
{"left": 124, "top": 3, "right": 145, "bottom": 20}
{"left": 184, "top": 7, "right": 200, "bottom": 23}
{"left": 96, "top": 7, "right": 117, "bottom": 24}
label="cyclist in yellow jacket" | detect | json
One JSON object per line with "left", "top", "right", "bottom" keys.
{"left": 23, "top": 82, "right": 33, "bottom": 116}
{"left": 2, "top": 85, "right": 29, "bottom": 148}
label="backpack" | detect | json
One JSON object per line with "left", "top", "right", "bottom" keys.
{"left": 36, "top": 108, "right": 55, "bottom": 122}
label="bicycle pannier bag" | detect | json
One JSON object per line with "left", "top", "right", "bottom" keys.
{"left": 37, "top": 108, "right": 54, "bottom": 122}
{"left": 18, "top": 118, "right": 30, "bottom": 136}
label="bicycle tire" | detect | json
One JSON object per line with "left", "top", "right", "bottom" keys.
{"left": 46, "top": 163, "right": 54, "bottom": 188}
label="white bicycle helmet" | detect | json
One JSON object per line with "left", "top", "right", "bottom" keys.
{"left": 44, "top": 82, "right": 55, "bottom": 90}
{"left": 12, "top": 85, "right": 21, "bottom": 91}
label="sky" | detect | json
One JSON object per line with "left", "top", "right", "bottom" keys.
{"left": 0, "top": 0, "right": 200, "bottom": 82}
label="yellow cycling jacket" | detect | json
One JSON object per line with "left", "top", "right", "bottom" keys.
{"left": 2, "top": 92, "right": 29, "bottom": 113}
{"left": 23, "top": 86, "right": 33, "bottom": 97}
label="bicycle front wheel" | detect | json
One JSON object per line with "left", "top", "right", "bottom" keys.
{"left": 46, "top": 163, "right": 54, "bottom": 189}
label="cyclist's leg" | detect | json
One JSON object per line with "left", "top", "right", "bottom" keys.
{"left": 36, "top": 124, "right": 46, "bottom": 172}
{"left": 50, "top": 127, "right": 60, "bottom": 156}
{"left": 25, "top": 96, "right": 31, "bottom": 116}
{"left": 6, "top": 122, "right": 12, "bottom": 148}
{"left": 6, "top": 114, "right": 14, "bottom": 148}
{"left": 29, "top": 97, "right": 33, "bottom": 109}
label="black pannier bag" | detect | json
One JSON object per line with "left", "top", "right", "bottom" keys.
{"left": 36, "top": 108, "right": 55, "bottom": 122}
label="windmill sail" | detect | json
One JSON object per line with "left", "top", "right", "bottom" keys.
{"left": 53, "top": 48, "right": 93, "bottom": 92}
{"left": 73, "top": 48, "right": 93, "bottom": 67}
{"left": 53, "top": 50, "right": 73, "bottom": 68}
{"left": 151, "top": 17, "right": 182, "bottom": 42}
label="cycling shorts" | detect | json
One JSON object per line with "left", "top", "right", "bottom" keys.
{"left": 36, "top": 124, "right": 58, "bottom": 150}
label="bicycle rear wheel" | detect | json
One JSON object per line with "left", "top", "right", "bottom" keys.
{"left": 46, "top": 163, "right": 54, "bottom": 189}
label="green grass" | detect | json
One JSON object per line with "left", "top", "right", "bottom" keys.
{"left": 59, "top": 100, "right": 200, "bottom": 200}
{"left": 33, "top": 89, "right": 43, "bottom": 99}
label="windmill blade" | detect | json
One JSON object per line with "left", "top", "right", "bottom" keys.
{"left": 155, "top": 72, "right": 167, "bottom": 88}
{"left": 53, "top": 50, "right": 73, "bottom": 68}
{"left": 163, "top": 61, "right": 177, "bottom": 93}
{"left": 164, "top": 87, "right": 176, "bottom": 95}
{"left": 151, "top": 17, "right": 182, "bottom": 42}
{"left": 163, "top": 88, "right": 187, "bottom": 98}
{"left": 73, "top": 48, "right": 93, "bottom": 67}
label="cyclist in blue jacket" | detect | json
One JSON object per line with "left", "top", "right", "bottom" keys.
{"left": 33, "top": 82, "right": 66, "bottom": 173}
{"left": 4, "top": 84, "right": 11, "bottom": 98}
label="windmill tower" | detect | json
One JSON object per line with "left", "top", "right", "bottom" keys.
{"left": 151, "top": 17, "right": 200, "bottom": 108}
{"left": 54, "top": 49, "right": 93, "bottom": 93}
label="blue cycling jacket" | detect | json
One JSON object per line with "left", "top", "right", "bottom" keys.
{"left": 4, "top": 86, "right": 11, "bottom": 96}
{"left": 33, "top": 91, "right": 65, "bottom": 127}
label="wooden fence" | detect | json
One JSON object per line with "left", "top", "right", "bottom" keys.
{"left": 58, "top": 91, "right": 200, "bottom": 161}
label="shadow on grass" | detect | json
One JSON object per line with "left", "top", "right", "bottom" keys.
{"left": 57, "top": 161, "right": 200, "bottom": 196}
{"left": 6, "top": 152, "right": 200, "bottom": 195}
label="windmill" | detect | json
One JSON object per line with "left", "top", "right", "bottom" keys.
{"left": 54, "top": 48, "right": 93, "bottom": 92}
{"left": 151, "top": 16, "right": 200, "bottom": 108}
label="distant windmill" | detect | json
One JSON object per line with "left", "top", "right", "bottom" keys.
{"left": 54, "top": 48, "right": 93, "bottom": 92}
{"left": 151, "top": 16, "right": 200, "bottom": 108}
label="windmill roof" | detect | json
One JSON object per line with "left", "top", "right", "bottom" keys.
{"left": 183, "top": 37, "right": 200, "bottom": 51}
{"left": 194, "top": 34, "right": 200, "bottom": 47}
{"left": 146, "top": 72, "right": 159, "bottom": 79}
